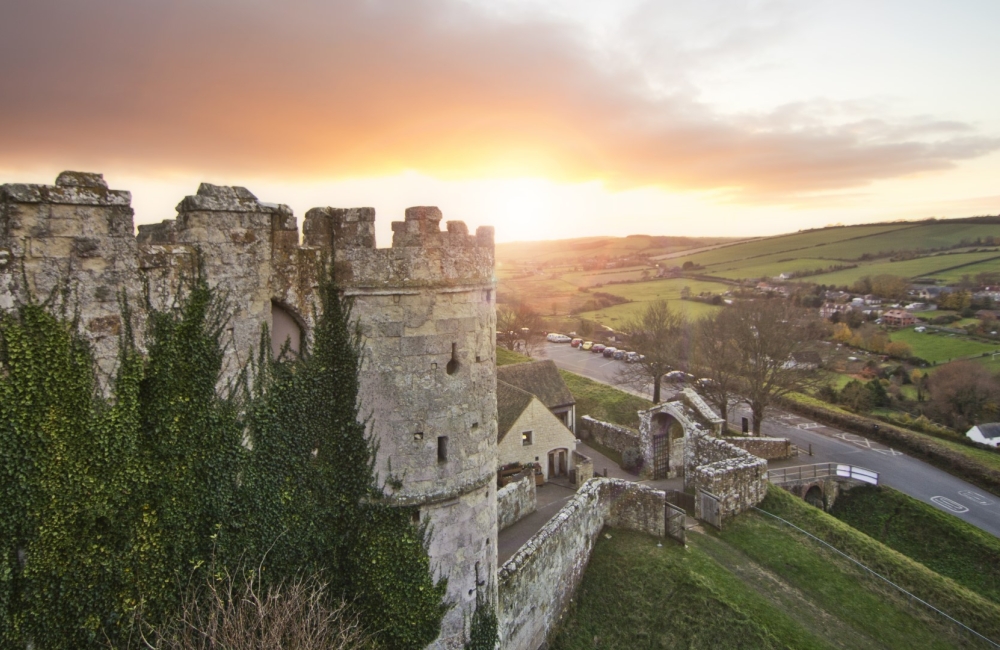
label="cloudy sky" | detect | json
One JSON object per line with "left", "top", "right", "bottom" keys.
{"left": 2, "top": 0, "right": 998, "bottom": 243}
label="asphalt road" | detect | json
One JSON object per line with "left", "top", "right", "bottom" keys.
{"left": 539, "top": 341, "right": 1000, "bottom": 539}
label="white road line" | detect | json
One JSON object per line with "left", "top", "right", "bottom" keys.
{"left": 959, "top": 490, "right": 995, "bottom": 506}
{"left": 931, "top": 496, "right": 969, "bottom": 513}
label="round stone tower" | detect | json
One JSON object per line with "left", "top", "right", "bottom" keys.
{"left": 303, "top": 205, "right": 498, "bottom": 649}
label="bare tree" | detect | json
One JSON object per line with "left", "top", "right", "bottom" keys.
{"left": 693, "top": 310, "right": 743, "bottom": 423}
{"left": 926, "top": 360, "right": 1000, "bottom": 430}
{"left": 614, "top": 300, "right": 685, "bottom": 403}
{"left": 728, "top": 300, "right": 813, "bottom": 434}
{"left": 496, "top": 302, "right": 545, "bottom": 356}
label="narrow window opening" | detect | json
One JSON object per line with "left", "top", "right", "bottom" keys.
{"left": 411, "top": 508, "right": 420, "bottom": 524}
{"left": 413, "top": 432, "right": 424, "bottom": 441}
{"left": 522, "top": 431, "right": 533, "bottom": 446}
{"left": 438, "top": 436, "right": 448, "bottom": 462}
{"left": 446, "top": 342, "right": 459, "bottom": 375}
{"left": 486, "top": 290, "right": 492, "bottom": 302}
{"left": 471, "top": 422, "right": 479, "bottom": 430}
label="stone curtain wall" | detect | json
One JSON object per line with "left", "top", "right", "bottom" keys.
{"left": 579, "top": 415, "right": 640, "bottom": 454}
{"left": 726, "top": 436, "right": 795, "bottom": 460}
{"left": 572, "top": 451, "right": 594, "bottom": 486}
{"left": 686, "top": 432, "right": 768, "bottom": 521}
{"left": 498, "top": 478, "right": 668, "bottom": 650}
{"left": 497, "top": 472, "right": 536, "bottom": 531}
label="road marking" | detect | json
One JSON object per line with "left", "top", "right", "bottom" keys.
{"left": 931, "top": 496, "right": 969, "bottom": 513}
{"left": 796, "top": 422, "right": 821, "bottom": 430}
{"left": 873, "top": 448, "right": 903, "bottom": 456}
{"left": 959, "top": 490, "right": 995, "bottom": 506}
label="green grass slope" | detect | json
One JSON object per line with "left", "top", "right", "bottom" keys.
{"left": 552, "top": 488, "right": 1000, "bottom": 649}
{"left": 829, "top": 485, "right": 1000, "bottom": 605}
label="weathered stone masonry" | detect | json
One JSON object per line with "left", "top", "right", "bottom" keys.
{"left": 1, "top": 173, "right": 497, "bottom": 650}
{"left": 498, "top": 478, "right": 669, "bottom": 650}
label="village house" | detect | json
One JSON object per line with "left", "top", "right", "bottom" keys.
{"left": 497, "top": 360, "right": 577, "bottom": 432}
{"left": 820, "top": 302, "right": 853, "bottom": 319}
{"left": 966, "top": 423, "right": 1000, "bottom": 448}
{"left": 882, "top": 309, "right": 917, "bottom": 328}
{"left": 496, "top": 380, "right": 579, "bottom": 482}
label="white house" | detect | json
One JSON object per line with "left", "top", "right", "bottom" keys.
{"left": 497, "top": 380, "right": 580, "bottom": 482}
{"left": 966, "top": 423, "right": 1000, "bottom": 448}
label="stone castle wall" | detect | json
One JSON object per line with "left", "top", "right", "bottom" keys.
{"left": 686, "top": 431, "right": 768, "bottom": 521}
{"left": 578, "top": 415, "right": 641, "bottom": 454}
{"left": 498, "top": 478, "right": 669, "bottom": 650}
{"left": 726, "top": 436, "right": 795, "bottom": 460}
{"left": 1, "top": 172, "right": 497, "bottom": 650}
{"left": 497, "top": 472, "right": 537, "bottom": 532}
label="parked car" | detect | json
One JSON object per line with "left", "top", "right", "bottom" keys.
{"left": 695, "top": 377, "right": 715, "bottom": 389}
{"left": 602, "top": 347, "right": 617, "bottom": 358}
{"left": 613, "top": 349, "right": 626, "bottom": 360}
{"left": 581, "top": 341, "right": 594, "bottom": 351}
{"left": 592, "top": 344, "right": 606, "bottom": 354}
{"left": 625, "top": 351, "right": 640, "bottom": 363}
{"left": 665, "top": 370, "right": 693, "bottom": 383}
{"left": 547, "top": 333, "right": 572, "bottom": 343}
{"left": 570, "top": 338, "right": 583, "bottom": 348}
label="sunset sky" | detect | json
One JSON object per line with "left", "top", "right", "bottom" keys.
{"left": 2, "top": 0, "right": 998, "bottom": 243}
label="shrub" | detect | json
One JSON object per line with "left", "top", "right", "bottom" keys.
{"left": 622, "top": 447, "right": 643, "bottom": 472}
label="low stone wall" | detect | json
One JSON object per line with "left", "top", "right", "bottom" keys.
{"left": 497, "top": 472, "right": 536, "bottom": 532}
{"left": 579, "top": 416, "right": 640, "bottom": 455}
{"left": 572, "top": 451, "right": 594, "bottom": 486}
{"left": 726, "top": 436, "right": 795, "bottom": 460}
{"left": 681, "top": 387, "right": 725, "bottom": 435}
{"left": 687, "top": 432, "right": 768, "bottom": 521}
{"left": 498, "top": 479, "right": 668, "bottom": 650}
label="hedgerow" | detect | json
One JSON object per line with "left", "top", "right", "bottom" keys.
{"left": 0, "top": 264, "right": 450, "bottom": 649}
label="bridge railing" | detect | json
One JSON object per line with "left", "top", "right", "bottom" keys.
{"left": 768, "top": 462, "right": 878, "bottom": 486}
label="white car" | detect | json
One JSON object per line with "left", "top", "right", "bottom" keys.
{"left": 546, "top": 333, "right": 572, "bottom": 343}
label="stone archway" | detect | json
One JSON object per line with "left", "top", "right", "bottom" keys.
{"left": 270, "top": 300, "right": 304, "bottom": 359}
{"left": 639, "top": 401, "right": 695, "bottom": 480}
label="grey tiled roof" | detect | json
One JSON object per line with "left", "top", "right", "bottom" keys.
{"left": 497, "top": 380, "right": 535, "bottom": 443}
{"left": 497, "top": 360, "right": 575, "bottom": 409}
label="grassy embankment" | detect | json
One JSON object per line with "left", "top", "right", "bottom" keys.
{"left": 830, "top": 485, "right": 1000, "bottom": 605}
{"left": 552, "top": 488, "right": 1000, "bottom": 649}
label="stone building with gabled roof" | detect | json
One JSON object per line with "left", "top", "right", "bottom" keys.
{"left": 497, "top": 379, "right": 579, "bottom": 482}
{"left": 497, "top": 360, "right": 576, "bottom": 432}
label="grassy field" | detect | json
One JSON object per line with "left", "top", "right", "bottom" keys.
{"left": 788, "top": 251, "right": 1000, "bottom": 287}
{"left": 665, "top": 223, "right": 912, "bottom": 269}
{"left": 708, "top": 257, "right": 844, "bottom": 280}
{"left": 830, "top": 486, "right": 1000, "bottom": 605}
{"left": 572, "top": 276, "right": 726, "bottom": 324}
{"left": 575, "top": 296, "right": 720, "bottom": 325}
{"left": 929, "top": 256, "right": 1000, "bottom": 283}
{"left": 551, "top": 488, "right": 1000, "bottom": 649}
{"left": 890, "top": 327, "right": 1000, "bottom": 363}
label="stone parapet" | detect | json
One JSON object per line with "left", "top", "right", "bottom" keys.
{"left": 726, "top": 436, "right": 795, "bottom": 460}
{"left": 497, "top": 472, "right": 536, "bottom": 531}
{"left": 498, "top": 479, "right": 668, "bottom": 650}
{"left": 687, "top": 431, "right": 768, "bottom": 521}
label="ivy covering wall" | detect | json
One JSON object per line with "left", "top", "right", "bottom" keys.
{"left": 0, "top": 268, "right": 448, "bottom": 649}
